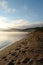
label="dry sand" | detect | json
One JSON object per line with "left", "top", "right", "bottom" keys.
{"left": 0, "top": 31, "right": 43, "bottom": 65}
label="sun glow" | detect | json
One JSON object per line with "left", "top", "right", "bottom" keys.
{"left": 0, "top": 17, "right": 8, "bottom": 29}
{"left": 0, "top": 25, "right": 7, "bottom": 29}
{"left": 0, "top": 22, "right": 8, "bottom": 29}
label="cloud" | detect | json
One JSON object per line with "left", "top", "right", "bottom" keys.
{"left": 0, "top": 16, "right": 30, "bottom": 29}
{"left": 0, "top": 0, "right": 16, "bottom": 13}
{"left": 8, "top": 19, "right": 31, "bottom": 29}
{"left": 0, "top": 16, "right": 9, "bottom": 29}
{"left": 10, "top": 19, "right": 43, "bottom": 28}
{"left": 0, "top": 16, "right": 43, "bottom": 29}
{"left": 10, "top": 19, "right": 29, "bottom": 26}
{"left": 0, "top": 16, "right": 6, "bottom": 22}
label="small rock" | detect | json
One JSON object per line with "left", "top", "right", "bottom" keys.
{"left": 15, "top": 47, "right": 20, "bottom": 50}
{"left": 17, "top": 61, "right": 21, "bottom": 64}
{"left": 11, "top": 52, "right": 17, "bottom": 56}
{"left": 21, "top": 50, "right": 27, "bottom": 54}
{"left": 38, "top": 58, "right": 43, "bottom": 64}
{"left": 8, "top": 62, "right": 14, "bottom": 65}
{"left": 22, "top": 57, "right": 30, "bottom": 63}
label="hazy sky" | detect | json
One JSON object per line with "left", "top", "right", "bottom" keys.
{"left": 0, "top": 0, "right": 43, "bottom": 29}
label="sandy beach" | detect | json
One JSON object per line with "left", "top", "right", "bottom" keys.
{"left": 0, "top": 31, "right": 43, "bottom": 65}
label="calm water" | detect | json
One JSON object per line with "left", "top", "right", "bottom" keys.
{"left": 0, "top": 32, "right": 28, "bottom": 50}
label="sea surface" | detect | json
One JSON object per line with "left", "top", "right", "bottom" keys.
{"left": 0, "top": 31, "right": 28, "bottom": 50}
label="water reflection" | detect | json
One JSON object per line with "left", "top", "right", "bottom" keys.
{"left": 0, "top": 32, "right": 28, "bottom": 50}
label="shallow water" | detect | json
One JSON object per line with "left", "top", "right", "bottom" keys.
{"left": 0, "top": 32, "right": 28, "bottom": 50}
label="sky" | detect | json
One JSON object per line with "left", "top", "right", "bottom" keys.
{"left": 0, "top": 0, "right": 43, "bottom": 29}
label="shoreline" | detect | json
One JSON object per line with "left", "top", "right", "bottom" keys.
{"left": 0, "top": 32, "right": 29, "bottom": 53}
{"left": 0, "top": 31, "right": 43, "bottom": 65}
{"left": 0, "top": 32, "right": 29, "bottom": 51}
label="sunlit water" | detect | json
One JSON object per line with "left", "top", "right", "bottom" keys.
{"left": 0, "top": 32, "right": 28, "bottom": 50}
